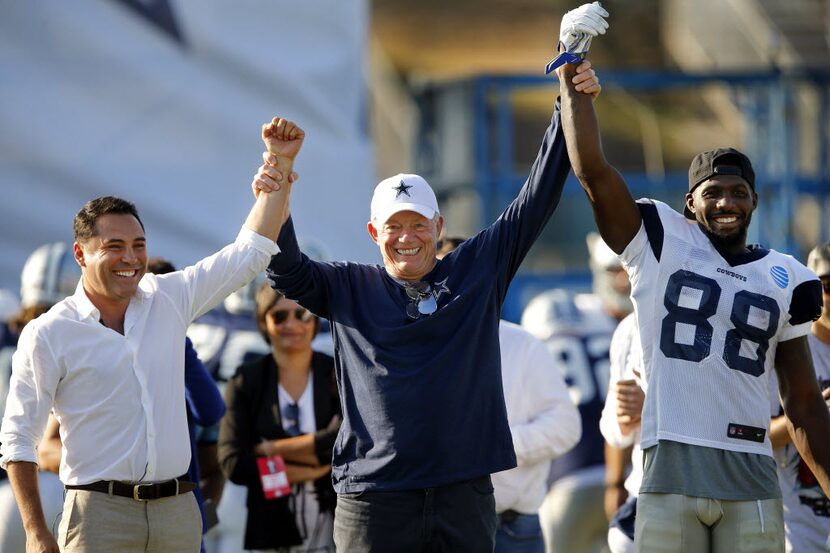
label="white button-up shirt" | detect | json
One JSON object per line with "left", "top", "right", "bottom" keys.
{"left": 0, "top": 227, "right": 277, "bottom": 485}
{"left": 492, "top": 321, "right": 582, "bottom": 514}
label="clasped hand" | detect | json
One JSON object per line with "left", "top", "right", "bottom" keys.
{"left": 251, "top": 117, "right": 304, "bottom": 198}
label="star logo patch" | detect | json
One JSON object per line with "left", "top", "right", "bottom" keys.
{"left": 393, "top": 180, "right": 413, "bottom": 198}
{"left": 432, "top": 277, "right": 450, "bottom": 302}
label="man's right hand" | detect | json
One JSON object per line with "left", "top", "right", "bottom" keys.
{"left": 604, "top": 483, "right": 628, "bottom": 521}
{"left": 26, "top": 528, "right": 59, "bottom": 553}
{"left": 262, "top": 117, "right": 305, "bottom": 160}
{"left": 252, "top": 152, "right": 300, "bottom": 198}
{"left": 615, "top": 378, "right": 645, "bottom": 435}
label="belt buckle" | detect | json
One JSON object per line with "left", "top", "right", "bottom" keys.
{"left": 133, "top": 483, "right": 152, "bottom": 501}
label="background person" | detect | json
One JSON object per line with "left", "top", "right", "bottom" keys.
{"left": 0, "top": 242, "right": 80, "bottom": 550}
{"left": 768, "top": 243, "right": 830, "bottom": 553}
{"left": 437, "top": 237, "right": 582, "bottom": 553}
{"left": 494, "top": 319, "right": 582, "bottom": 553}
{"left": 599, "top": 312, "right": 644, "bottom": 553}
{"left": 147, "top": 256, "right": 227, "bottom": 553}
{"left": 0, "top": 243, "right": 82, "bottom": 439}
{"left": 189, "top": 278, "right": 271, "bottom": 553}
{"left": 218, "top": 283, "right": 340, "bottom": 552}
{"left": 522, "top": 233, "right": 632, "bottom": 553}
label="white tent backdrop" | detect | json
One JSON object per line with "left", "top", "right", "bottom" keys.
{"left": 0, "top": 0, "right": 376, "bottom": 295}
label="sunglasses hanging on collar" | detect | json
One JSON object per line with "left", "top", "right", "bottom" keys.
{"left": 404, "top": 281, "right": 437, "bottom": 319}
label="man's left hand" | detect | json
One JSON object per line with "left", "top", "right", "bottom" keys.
{"left": 251, "top": 152, "right": 300, "bottom": 198}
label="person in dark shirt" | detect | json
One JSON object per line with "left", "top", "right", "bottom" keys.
{"left": 253, "top": 11, "right": 605, "bottom": 551}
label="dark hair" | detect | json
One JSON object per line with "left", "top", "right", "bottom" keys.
{"left": 254, "top": 281, "right": 319, "bottom": 345}
{"left": 73, "top": 196, "right": 144, "bottom": 244}
{"left": 436, "top": 236, "right": 466, "bottom": 259}
{"left": 8, "top": 305, "right": 51, "bottom": 335}
{"left": 147, "top": 257, "right": 176, "bottom": 275}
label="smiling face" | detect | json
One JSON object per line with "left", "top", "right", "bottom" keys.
{"left": 74, "top": 213, "right": 147, "bottom": 308}
{"left": 367, "top": 210, "right": 444, "bottom": 282}
{"left": 265, "top": 297, "right": 317, "bottom": 354}
{"left": 685, "top": 175, "right": 757, "bottom": 254}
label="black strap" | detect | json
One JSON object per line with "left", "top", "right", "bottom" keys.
{"left": 66, "top": 475, "right": 195, "bottom": 500}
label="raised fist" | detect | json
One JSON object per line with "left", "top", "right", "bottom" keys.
{"left": 262, "top": 118, "right": 305, "bottom": 161}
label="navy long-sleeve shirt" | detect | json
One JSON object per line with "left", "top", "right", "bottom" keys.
{"left": 268, "top": 100, "right": 570, "bottom": 493}
{"left": 183, "top": 337, "right": 225, "bottom": 541}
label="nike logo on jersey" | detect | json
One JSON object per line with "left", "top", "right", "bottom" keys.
{"left": 727, "top": 423, "right": 766, "bottom": 443}
{"left": 716, "top": 267, "right": 747, "bottom": 282}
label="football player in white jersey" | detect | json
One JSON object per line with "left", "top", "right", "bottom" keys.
{"left": 768, "top": 243, "right": 830, "bottom": 552}
{"left": 600, "top": 312, "right": 644, "bottom": 553}
{"left": 555, "top": 34, "right": 830, "bottom": 553}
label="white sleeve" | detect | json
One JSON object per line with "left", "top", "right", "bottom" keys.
{"left": 599, "top": 315, "right": 640, "bottom": 449}
{"left": 162, "top": 227, "right": 279, "bottom": 323}
{"left": 0, "top": 323, "right": 61, "bottom": 468}
{"left": 509, "top": 335, "right": 581, "bottom": 466}
{"left": 619, "top": 220, "right": 650, "bottom": 286}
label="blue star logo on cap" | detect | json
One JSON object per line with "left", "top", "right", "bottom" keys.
{"left": 393, "top": 180, "right": 412, "bottom": 198}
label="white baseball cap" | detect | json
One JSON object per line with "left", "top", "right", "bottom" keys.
{"left": 370, "top": 173, "right": 439, "bottom": 225}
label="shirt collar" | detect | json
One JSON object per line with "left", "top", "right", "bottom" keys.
{"left": 71, "top": 276, "right": 152, "bottom": 321}
{"left": 71, "top": 279, "right": 99, "bottom": 321}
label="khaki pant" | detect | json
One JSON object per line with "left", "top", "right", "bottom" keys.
{"left": 539, "top": 479, "right": 609, "bottom": 553}
{"left": 635, "top": 493, "right": 784, "bottom": 553}
{"left": 58, "top": 488, "right": 201, "bottom": 552}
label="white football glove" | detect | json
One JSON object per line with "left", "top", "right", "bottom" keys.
{"left": 559, "top": 2, "right": 609, "bottom": 54}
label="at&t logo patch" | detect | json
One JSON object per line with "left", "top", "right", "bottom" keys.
{"left": 769, "top": 266, "right": 789, "bottom": 289}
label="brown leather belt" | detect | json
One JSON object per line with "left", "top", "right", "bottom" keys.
{"left": 65, "top": 475, "right": 195, "bottom": 501}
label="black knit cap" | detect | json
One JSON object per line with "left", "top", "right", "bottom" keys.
{"left": 684, "top": 147, "right": 755, "bottom": 219}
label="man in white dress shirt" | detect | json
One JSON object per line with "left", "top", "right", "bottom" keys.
{"left": 493, "top": 320, "right": 582, "bottom": 553}
{"left": 0, "top": 117, "right": 303, "bottom": 553}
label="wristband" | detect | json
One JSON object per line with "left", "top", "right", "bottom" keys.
{"left": 545, "top": 51, "right": 585, "bottom": 75}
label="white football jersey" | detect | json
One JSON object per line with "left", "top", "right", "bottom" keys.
{"left": 599, "top": 311, "right": 644, "bottom": 497}
{"left": 775, "top": 333, "right": 830, "bottom": 553}
{"left": 621, "top": 200, "right": 821, "bottom": 456}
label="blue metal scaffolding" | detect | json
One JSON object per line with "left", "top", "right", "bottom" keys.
{"left": 417, "top": 69, "right": 830, "bottom": 321}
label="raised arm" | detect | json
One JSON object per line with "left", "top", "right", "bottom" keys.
{"left": 555, "top": 62, "right": 641, "bottom": 254}
{"left": 245, "top": 118, "right": 305, "bottom": 241}
{"left": 775, "top": 336, "right": 830, "bottom": 497}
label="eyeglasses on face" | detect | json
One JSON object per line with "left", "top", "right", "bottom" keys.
{"left": 269, "top": 307, "right": 314, "bottom": 325}
{"left": 404, "top": 281, "right": 437, "bottom": 319}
